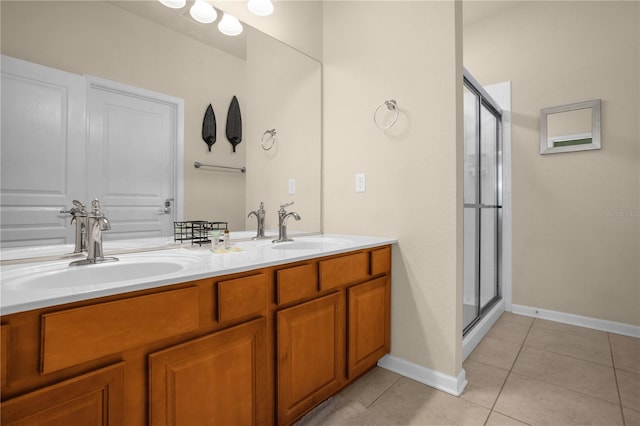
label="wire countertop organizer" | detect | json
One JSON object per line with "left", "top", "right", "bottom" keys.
{"left": 194, "top": 162, "right": 246, "bottom": 173}
{"left": 373, "top": 99, "right": 399, "bottom": 129}
{"left": 174, "top": 221, "right": 228, "bottom": 245}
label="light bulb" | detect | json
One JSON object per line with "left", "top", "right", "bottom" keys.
{"left": 218, "top": 13, "right": 243, "bottom": 36}
{"left": 190, "top": 0, "right": 217, "bottom": 23}
{"left": 158, "top": 0, "right": 186, "bottom": 9}
{"left": 248, "top": 0, "right": 274, "bottom": 16}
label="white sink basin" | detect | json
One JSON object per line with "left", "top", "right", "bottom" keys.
{"left": 2, "top": 252, "right": 200, "bottom": 292}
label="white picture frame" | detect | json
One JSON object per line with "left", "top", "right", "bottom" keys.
{"left": 540, "top": 99, "right": 601, "bottom": 154}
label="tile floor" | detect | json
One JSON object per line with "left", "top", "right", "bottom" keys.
{"left": 296, "top": 312, "right": 640, "bottom": 426}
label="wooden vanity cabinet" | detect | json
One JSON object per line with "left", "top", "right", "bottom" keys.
{"left": 149, "top": 318, "right": 268, "bottom": 426}
{"left": 275, "top": 246, "right": 391, "bottom": 425}
{"left": 277, "top": 292, "right": 345, "bottom": 425}
{"left": 0, "top": 273, "right": 272, "bottom": 426}
{"left": 0, "top": 244, "right": 392, "bottom": 426}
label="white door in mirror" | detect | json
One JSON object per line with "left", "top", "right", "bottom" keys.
{"left": 0, "top": 56, "right": 85, "bottom": 247}
{"left": 87, "top": 77, "right": 179, "bottom": 240}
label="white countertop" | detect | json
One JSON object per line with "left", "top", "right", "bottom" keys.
{"left": 0, "top": 234, "right": 396, "bottom": 315}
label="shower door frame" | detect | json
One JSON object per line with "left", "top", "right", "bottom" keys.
{"left": 462, "top": 69, "right": 503, "bottom": 336}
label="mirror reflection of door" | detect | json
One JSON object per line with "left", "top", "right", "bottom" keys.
{"left": 1, "top": 56, "right": 85, "bottom": 247}
{"left": 87, "top": 78, "right": 180, "bottom": 241}
{"left": 0, "top": 56, "right": 181, "bottom": 247}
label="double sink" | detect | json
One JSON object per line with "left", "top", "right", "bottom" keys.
{"left": 0, "top": 235, "right": 364, "bottom": 314}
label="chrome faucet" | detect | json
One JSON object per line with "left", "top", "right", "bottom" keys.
{"left": 247, "top": 202, "right": 267, "bottom": 239}
{"left": 273, "top": 202, "right": 301, "bottom": 243}
{"left": 60, "top": 200, "right": 88, "bottom": 254}
{"left": 70, "top": 199, "right": 118, "bottom": 266}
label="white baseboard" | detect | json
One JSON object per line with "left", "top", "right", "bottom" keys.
{"left": 512, "top": 304, "right": 640, "bottom": 338}
{"left": 463, "top": 299, "right": 505, "bottom": 360}
{"left": 377, "top": 354, "right": 467, "bottom": 396}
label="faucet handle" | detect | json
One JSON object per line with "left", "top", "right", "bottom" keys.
{"left": 279, "top": 201, "right": 294, "bottom": 210}
{"left": 91, "top": 198, "right": 104, "bottom": 215}
{"left": 61, "top": 200, "right": 87, "bottom": 215}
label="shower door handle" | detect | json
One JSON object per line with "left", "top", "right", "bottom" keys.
{"left": 464, "top": 203, "right": 502, "bottom": 209}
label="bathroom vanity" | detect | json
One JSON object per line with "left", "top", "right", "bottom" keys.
{"left": 0, "top": 235, "right": 393, "bottom": 425}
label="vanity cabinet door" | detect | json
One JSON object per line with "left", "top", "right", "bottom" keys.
{"left": 347, "top": 277, "right": 390, "bottom": 379}
{"left": 148, "top": 318, "right": 268, "bottom": 426}
{"left": 276, "top": 292, "right": 345, "bottom": 425}
{"left": 1, "top": 362, "right": 125, "bottom": 426}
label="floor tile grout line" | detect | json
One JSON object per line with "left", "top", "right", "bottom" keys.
{"left": 608, "top": 332, "right": 627, "bottom": 426}
{"left": 506, "top": 369, "right": 622, "bottom": 407}
{"left": 362, "top": 373, "right": 402, "bottom": 409}
{"left": 522, "top": 325, "right": 615, "bottom": 368}
{"left": 520, "top": 342, "right": 615, "bottom": 368}
{"left": 481, "top": 333, "right": 528, "bottom": 347}
{"left": 481, "top": 315, "right": 536, "bottom": 426}
{"left": 514, "top": 321, "right": 625, "bottom": 407}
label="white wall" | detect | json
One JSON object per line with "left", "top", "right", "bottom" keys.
{"left": 323, "top": 1, "right": 464, "bottom": 377}
{"left": 464, "top": 1, "right": 640, "bottom": 326}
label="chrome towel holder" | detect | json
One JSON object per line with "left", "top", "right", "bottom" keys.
{"left": 194, "top": 161, "right": 246, "bottom": 173}
{"left": 373, "top": 99, "right": 399, "bottom": 129}
{"left": 261, "top": 128, "right": 277, "bottom": 150}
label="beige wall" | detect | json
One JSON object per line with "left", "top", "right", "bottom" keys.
{"left": 212, "top": 0, "right": 323, "bottom": 61}
{"left": 245, "top": 30, "right": 322, "bottom": 232}
{"left": 464, "top": 1, "right": 640, "bottom": 326}
{"left": 323, "top": 1, "right": 464, "bottom": 376}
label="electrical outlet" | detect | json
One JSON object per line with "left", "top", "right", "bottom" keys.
{"left": 355, "top": 173, "right": 366, "bottom": 192}
{"left": 288, "top": 178, "right": 296, "bottom": 195}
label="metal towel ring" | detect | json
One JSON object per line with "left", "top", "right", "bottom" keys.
{"left": 373, "top": 100, "right": 399, "bottom": 129}
{"left": 261, "top": 129, "right": 277, "bottom": 150}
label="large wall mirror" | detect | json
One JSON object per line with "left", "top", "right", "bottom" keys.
{"left": 1, "top": 0, "right": 321, "bottom": 249}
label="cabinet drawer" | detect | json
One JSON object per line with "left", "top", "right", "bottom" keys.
{"left": 276, "top": 264, "right": 317, "bottom": 305}
{"left": 370, "top": 246, "right": 391, "bottom": 275}
{"left": 319, "top": 252, "right": 368, "bottom": 291}
{"left": 217, "top": 274, "right": 268, "bottom": 323}
{"left": 1, "top": 362, "right": 125, "bottom": 425}
{"left": 41, "top": 287, "right": 200, "bottom": 373}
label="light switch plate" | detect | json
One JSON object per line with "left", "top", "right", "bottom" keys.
{"left": 355, "top": 173, "right": 366, "bottom": 192}
{"left": 288, "top": 178, "right": 296, "bottom": 194}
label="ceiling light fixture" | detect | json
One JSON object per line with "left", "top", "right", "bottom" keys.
{"left": 218, "top": 13, "right": 243, "bottom": 36}
{"left": 158, "top": 0, "right": 186, "bottom": 9}
{"left": 189, "top": 0, "right": 217, "bottom": 23}
{"left": 247, "top": 0, "right": 274, "bottom": 16}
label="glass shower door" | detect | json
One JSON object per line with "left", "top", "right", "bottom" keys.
{"left": 463, "top": 74, "right": 502, "bottom": 334}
